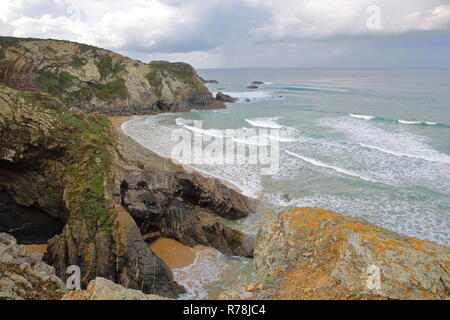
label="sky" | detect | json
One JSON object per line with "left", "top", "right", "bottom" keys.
{"left": 1, "top": 0, "right": 450, "bottom": 68}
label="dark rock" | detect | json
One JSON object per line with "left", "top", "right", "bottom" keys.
{"left": 216, "top": 92, "right": 238, "bottom": 103}
{"left": 0, "top": 86, "right": 184, "bottom": 298}
{"left": 251, "top": 81, "right": 265, "bottom": 85}
{"left": 200, "top": 77, "right": 219, "bottom": 84}
{"left": 116, "top": 136, "right": 255, "bottom": 257}
{"left": 247, "top": 85, "right": 259, "bottom": 89}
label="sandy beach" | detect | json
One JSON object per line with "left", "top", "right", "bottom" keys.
{"left": 150, "top": 238, "right": 198, "bottom": 269}
{"left": 108, "top": 116, "right": 133, "bottom": 133}
{"left": 25, "top": 244, "right": 48, "bottom": 255}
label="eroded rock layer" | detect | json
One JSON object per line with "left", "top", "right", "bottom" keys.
{"left": 0, "top": 37, "right": 223, "bottom": 115}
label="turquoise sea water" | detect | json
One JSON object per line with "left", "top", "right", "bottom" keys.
{"left": 123, "top": 69, "right": 450, "bottom": 298}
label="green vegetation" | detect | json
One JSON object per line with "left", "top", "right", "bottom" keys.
{"left": 70, "top": 56, "right": 87, "bottom": 68}
{"left": 95, "top": 55, "right": 126, "bottom": 79}
{"left": 146, "top": 71, "right": 163, "bottom": 97}
{"left": 149, "top": 60, "right": 202, "bottom": 89}
{"left": 8, "top": 89, "right": 117, "bottom": 234}
{"left": 3, "top": 118, "right": 22, "bottom": 127}
{"left": 44, "top": 46, "right": 57, "bottom": 55}
{"left": 79, "top": 43, "right": 96, "bottom": 53}
{"left": 35, "top": 70, "right": 74, "bottom": 94}
{"left": 67, "top": 78, "right": 128, "bottom": 103}
{"left": 67, "top": 86, "right": 94, "bottom": 102}
{"left": 0, "top": 37, "right": 21, "bottom": 48}
{"left": 94, "top": 78, "right": 128, "bottom": 101}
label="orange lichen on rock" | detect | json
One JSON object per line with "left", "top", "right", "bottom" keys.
{"left": 255, "top": 207, "right": 450, "bottom": 300}
{"left": 284, "top": 208, "right": 342, "bottom": 229}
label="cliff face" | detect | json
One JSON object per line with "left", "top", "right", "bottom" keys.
{"left": 0, "top": 84, "right": 254, "bottom": 298}
{"left": 0, "top": 84, "right": 184, "bottom": 297}
{"left": 0, "top": 37, "right": 222, "bottom": 115}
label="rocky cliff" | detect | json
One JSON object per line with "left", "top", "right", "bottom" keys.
{"left": 0, "top": 37, "right": 222, "bottom": 115}
{"left": 0, "top": 84, "right": 255, "bottom": 298}
{"left": 251, "top": 208, "right": 450, "bottom": 300}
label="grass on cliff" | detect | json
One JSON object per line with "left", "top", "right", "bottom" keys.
{"left": 95, "top": 55, "right": 126, "bottom": 80}
{"left": 149, "top": 60, "right": 203, "bottom": 90}
{"left": 146, "top": 71, "right": 163, "bottom": 98}
{"left": 70, "top": 56, "right": 87, "bottom": 68}
{"left": 58, "top": 111, "right": 117, "bottom": 234}
{"left": 35, "top": 70, "right": 74, "bottom": 95}
{"left": 67, "top": 78, "right": 128, "bottom": 103}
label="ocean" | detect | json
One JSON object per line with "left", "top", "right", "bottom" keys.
{"left": 122, "top": 68, "right": 450, "bottom": 299}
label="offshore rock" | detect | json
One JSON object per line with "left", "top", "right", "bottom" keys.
{"left": 216, "top": 92, "right": 237, "bottom": 103}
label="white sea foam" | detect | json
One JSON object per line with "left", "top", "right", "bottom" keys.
{"left": 285, "top": 150, "right": 380, "bottom": 184}
{"left": 358, "top": 142, "right": 450, "bottom": 165}
{"left": 174, "top": 247, "right": 228, "bottom": 300}
{"left": 182, "top": 124, "right": 225, "bottom": 138}
{"left": 267, "top": 192, "right": 450, "bottom": 246}
{"left": 233, "top": 136, "right": 270, "bottom": 146}
{"left": 349, "top": 113, "right": 375, "bottom": 120}
{"left": 175, "top": 117, "right": 193, "bottom": 126}
{"left": 398, "top": 120, "right": 421, "bottom": 125}
{"left": 245, "top": 117, "right": 283, "bottom": 129}
{"left": 321, "top": 117, "right": 450, "bottom": 165}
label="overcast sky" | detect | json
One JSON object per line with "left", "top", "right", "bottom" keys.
{"left": 1, "top": 0, "right": 450, "bottom": 68}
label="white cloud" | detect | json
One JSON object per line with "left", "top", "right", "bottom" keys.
{"left": 0, "top": 0, "right": 450, "bottom": 67}
{"left": 247, "top": 0, "right": 450, "bottom": 40}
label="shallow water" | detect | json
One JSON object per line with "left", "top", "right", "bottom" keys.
{"left": 124, "top": 69, "right": 450, "bottom": 299}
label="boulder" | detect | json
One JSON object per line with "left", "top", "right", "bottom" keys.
{"left": 254, "top": 208, "right": 450, "bottom": 300}
{"left": 247, "top": 85, "right": 259, "bottom": 89}
{"left": 200, "top": 77, "right": 220, "bottom": 84}
{"left": 63, "top": 277, "right": 170, "bottom": 300}
{"left": 0, "top": 233, "right": 66, "bottom": 300}
{"left": 251, "top": 81, "right": 265, "bottom": 85}
{"left": 216, "top": 92, "right": 237, "bottom": 103}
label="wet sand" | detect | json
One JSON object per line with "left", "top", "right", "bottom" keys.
{"left": 25, "top": 244, "right": 48, "bottom": 255}
{"left": 108, "top": 116, "right": 133, "bottom": 133}
{"left": 150, "top": 238, "right": 197, "bottom": 269}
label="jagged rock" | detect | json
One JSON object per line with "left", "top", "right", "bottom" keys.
{"left": 247, "top": 85, "right": 259, "bottom": 89}
{"left": 63, "top": 277, "right": 170, "bottom": 300}
{"left": 216, "top": 92, "right": 237, "bottom": 103}
{"left": 251, "top": 81, "right": 265, "bottom": 85}
{"left": 0, "top": 37, "right": 223, "bottom": 115}
{"left": 200, "top": 77, "right": 219, "bottom": 84}
{"left": 0, "top": 233, "right": 66, "bottom": 300}
{"left": 0, "top": 85, "right": 184, "bottom": 298}
{"left": 0, "top": 83, "right": 255, "bottom": 298}
{"left": 113, "top": 132, "right": 255, "bottom": 257}
{"left": 254, "top": 208, "right": 450, "bottom": 300}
